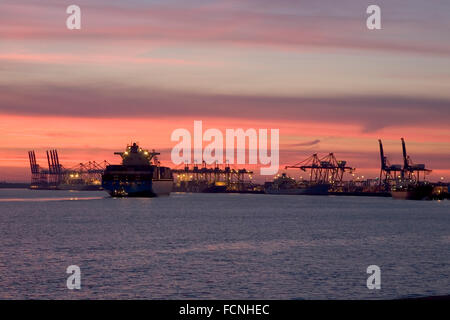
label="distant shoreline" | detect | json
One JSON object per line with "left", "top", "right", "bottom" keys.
{"left": 0, "top": 182, "right": 29, "bottom": 189}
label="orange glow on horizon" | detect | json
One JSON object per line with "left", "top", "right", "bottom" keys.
{"left": 1, "top": 114, "right": 449, "bottom": 182}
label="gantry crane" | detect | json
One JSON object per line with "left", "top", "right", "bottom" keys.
{"left": 378, "top": 138, "right": 432, "bottom": 187}
{"left": 378, "top": 139, "right": 402, "bottom": 186}
{"left": 285, "top": 153, "right": 354, "bottom": 185}
{"left": 400, "top": 138, "right": 431, "bottom": 182}
{"left": 28, "top": 149, "right": 108, "bottom": 189}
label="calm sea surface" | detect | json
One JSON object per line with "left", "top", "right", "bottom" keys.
{"left": 0, "top": 188, "right": 448, "bottom": 299}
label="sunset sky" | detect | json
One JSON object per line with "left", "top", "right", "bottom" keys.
{"left": 1, "top": 0, "right": 449, "bottom": 181}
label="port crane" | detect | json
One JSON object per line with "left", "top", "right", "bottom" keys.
{"left": 66, "top": 160, "right": 110, "bottom": 185}
{"left": 378, "top": 139, "right": 402, "bottom": 186}
{"left": 46, "top": 149, "right": 63, "bottom": 185}
{"left": 172, "top": 161, "right": 254, "bottom": 192}
{"left": 400, "top": 138, "right": 431, "bottom": 182}
{"left": 28, "top": 149, "right": 108, "bottom": 189}
{"left": 285, "top": 153, "right": 354, "bottom": 185}
{"left": 378, "top": 138, "right": 432, "bottom": 188}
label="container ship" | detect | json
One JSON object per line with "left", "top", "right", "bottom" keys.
{"left": 102, "top": 143, "right": 173, "bottom": 197}
{"left": 391, "top": 182, "right": 434, "bottom": 200}
{"left": 265, "top": 173, "right": 329, "bottom": 195}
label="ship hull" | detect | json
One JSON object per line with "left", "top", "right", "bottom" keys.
{"left": 102, "top": 179, "right": 172, "bottom": 197}
{"left": 391, "top": 185, "right": 433, "bottom": 200}
{"left": 202, "top": 185, "right": 228, "bottom": 193}
{"left": 57, "top": 184, "right": 103, "bottom": 191}
{"left": 265, "top": 184, "right": 329, "bottom": 195}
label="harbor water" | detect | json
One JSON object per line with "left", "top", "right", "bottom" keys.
{"left": 0, "top": 189, "right": 448, "bottom": 299}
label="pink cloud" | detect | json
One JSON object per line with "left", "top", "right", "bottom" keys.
{"left": 1, "top": 1, "right": 449, "bottom": 56}
{"left": 1, "top": 84, "right": 449, "bottom": 132}
{"left": 0, "top": 53, "right": 213, "bottom": 66}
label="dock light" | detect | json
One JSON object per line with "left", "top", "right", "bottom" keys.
{"left": 124, "top": 151, "right": 129, "bottom": 155}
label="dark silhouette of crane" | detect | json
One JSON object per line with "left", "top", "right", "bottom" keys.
{"left": 378, "top": 138, "right": 432, "bottom": 188}
{"left": 378, "top": 139, "right": 402, "bottom": 186}
{"left": 28, "top": 149, "right": 108, "bottom": 189}
{"left": 285, "top": 153, "right": 354, "bottom": 185}
{"left": 400, "top": 138, "right": 431, "bottom": 182}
